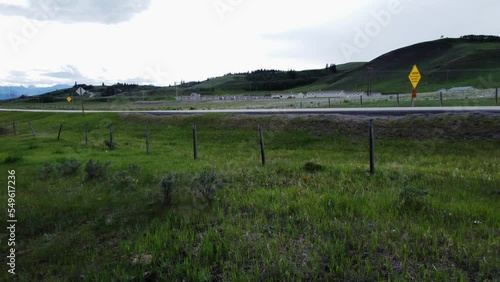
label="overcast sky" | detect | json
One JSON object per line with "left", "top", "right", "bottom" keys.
{"left": 0, "top": 0, "right": 498, "bottom": 87}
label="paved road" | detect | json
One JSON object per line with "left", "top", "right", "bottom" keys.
{"left": 1, "top": 107, "right": 499, "bottom": 116}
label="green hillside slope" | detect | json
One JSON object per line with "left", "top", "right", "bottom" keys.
{"left": 330, "top": 38, "right": 500, "bottom": 93}
{"left": 181, "top": 37, "right": 500, "bottom": 95}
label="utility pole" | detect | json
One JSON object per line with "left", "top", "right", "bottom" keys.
{"left": 366, "top": 67, "right": 373, "bottom": 96}
{"left": 175, "top": 81, "right": 179, "bottom": 100}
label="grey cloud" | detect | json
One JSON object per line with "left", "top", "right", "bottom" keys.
{"left": 2, "top": 73, "right": 61, "bottom": 86}
{"left": 43, "top": 65, "right": 83, "bottom": 79}
{"left": 3, "top": 70, "right": 37, "bottom": 85}
{"left": 0, "top": 0, "right": 152, "bottom": 24}
{"left": 0, "top": 65, "right": 89, "bottom": 86}
{"left": 7, "top": 70, "right": 30, "bottom": 79}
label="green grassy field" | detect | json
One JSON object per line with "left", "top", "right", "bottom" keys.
{"left": 0, "top": 111, "right": 499, "bottom": 281}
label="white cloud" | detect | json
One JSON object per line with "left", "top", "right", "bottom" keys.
{"left": 0, "top": 0, "right": 152, "bottom": 24}
{"left": 0, "top": 0, "right": 28, "bottom": 7}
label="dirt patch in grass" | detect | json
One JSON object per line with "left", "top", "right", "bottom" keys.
{"left": 122, "top": 112, "right": 500, "bottom": 141}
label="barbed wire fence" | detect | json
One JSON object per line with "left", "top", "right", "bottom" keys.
{"left": 1, "top": 113, "right": 499, "bottom": 178}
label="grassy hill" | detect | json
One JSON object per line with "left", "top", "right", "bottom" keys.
{"left": 329, "top": 38, "right": 500, "bottom": 93}
{"left": 183, "top": 36, "right": 500, "bottom": 95}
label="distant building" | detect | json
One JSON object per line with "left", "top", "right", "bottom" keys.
{"left": 178, "top": 93, "right": 202, "bottom": 101}
{"left": 343, "top": 91, "right": 365, "bottom": 96}
{"left": 447, "top": 86, "right": 477, "bottom": 93}
{"left": 271, "top": 93, "right": 296, "bottom": 99}
{"left": 305, "top": 90, "right": 345, "bottom": 98}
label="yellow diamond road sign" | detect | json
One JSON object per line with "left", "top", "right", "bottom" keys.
{"left": 408, "top": 65, "right": 421, "bottom": 89}
{"left": 66, "top": 96, "right": 72, "bottom": 102}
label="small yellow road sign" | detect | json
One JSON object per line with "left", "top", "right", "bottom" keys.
{"left": 66, "top": 96, "right": 72, "bottom": 102}
{"left": 408, "top": 65, "right": 421, "bottom": 89}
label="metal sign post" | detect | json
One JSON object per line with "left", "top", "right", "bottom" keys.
{"left": 76, "top": 87, "right": 86, "bottom": 115}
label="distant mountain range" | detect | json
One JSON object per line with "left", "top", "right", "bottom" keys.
{"left": 0, "top": 84, "right": 72, "bottom": 100}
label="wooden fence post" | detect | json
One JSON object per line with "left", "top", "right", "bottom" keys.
{"left": 12, "top": 121, "right": 16, "bottom": 136}
{"left": 496, "top": 88, "right": 498, "bottom": 105}
{"left": 258, "top": 124, "right": 266, "bottom": 166}
{"left": 440, "top": 91, "right": 443, "bottom": 107}
{"left": 397, "top": 94, "right": 400, "bottom": 107}
{"left": 109, "top": 124, "right": 114, "bottom": 148}
{"left": 28, "top": 121, "right": 36, "bottom": 137}
{"left": 193, "top": 123, "right": 198, "bottom": 160}
{"left": 369, "top": 119, "right": 375, "bottom": 174}
{"left": 146, "top": 126, "right": 150, "bottom": 155}
{"left": 57, "top": 124, "right": 63, "bottom": 141}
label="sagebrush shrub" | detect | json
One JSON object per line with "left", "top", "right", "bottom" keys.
{"left": 56, "top": 159, "right": 81, "bottom": 176}
{"left": 303, "top": 162, "right": 324, "bottom": 173}
{"left": 112, "top": 170, "right": 136, "bottom": 189}
{"left": 160, "top": 173, "right": 178, "bottom": 205}
{"left": 112, "top": 164, "right": 140, "bottom": 189}
{"left": 194, "top": 170, "right": 223, "bottom": 204}
{"left": 85, "top": 159, "right": 110, "bottom": 180}
{"left": 127, "top": 163, "right": 140, "bottom": 174}
{"left": 39, "top": 159, "right": 81, "bottom": 180}
{"left": 39, "top": 162, "right": 54, "bottom": 180}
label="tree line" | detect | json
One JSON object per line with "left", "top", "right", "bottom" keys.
{"left": 460, "top": 35, "right": 500, "bottom": 42}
